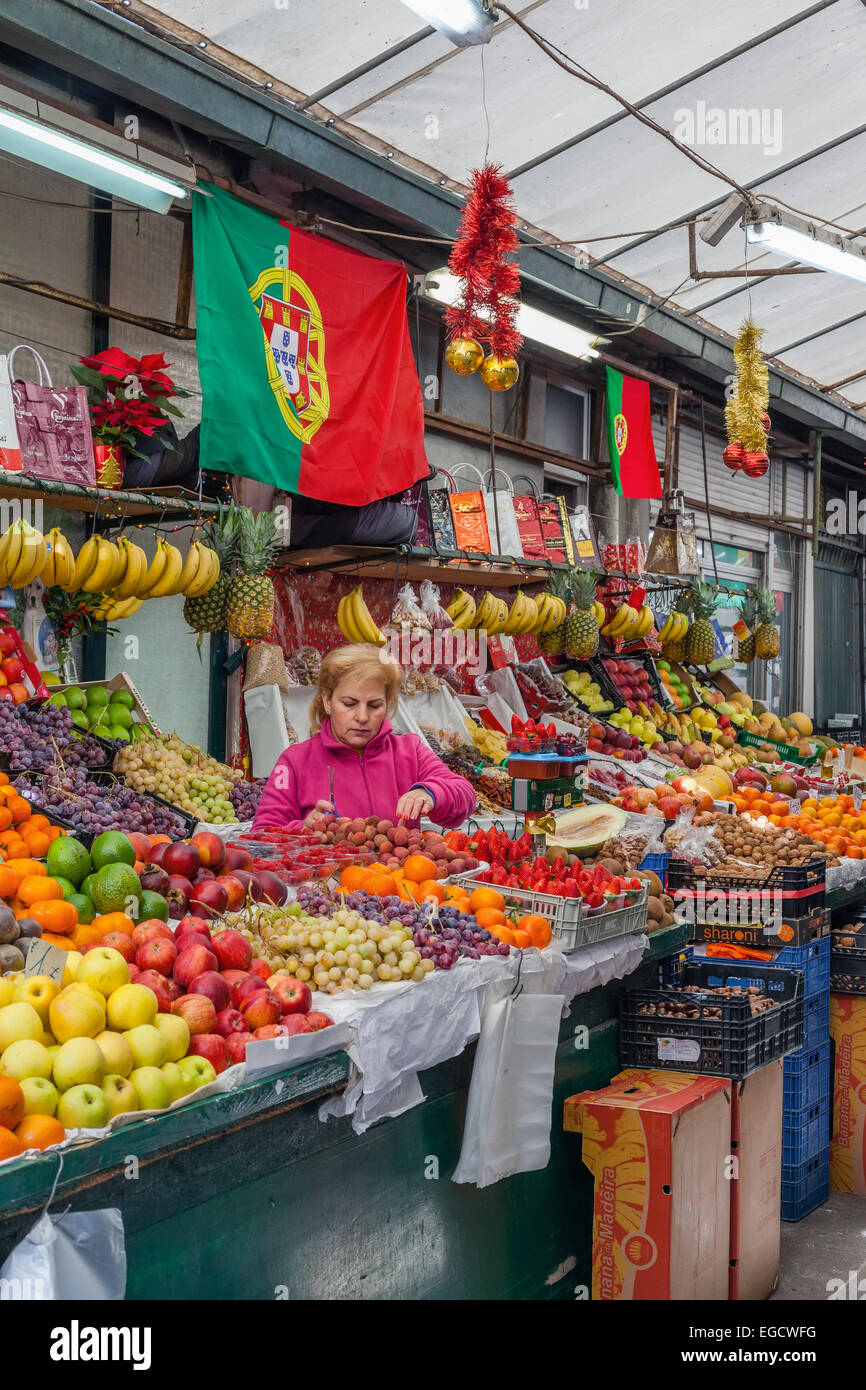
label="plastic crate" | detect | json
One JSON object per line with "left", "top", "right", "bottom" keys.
{"left": 782, "top": 1095, "right": 831, "bottom": 1165}
{"left": 453, "top": 871, "right": 648, "bottom": 952}
{"left": 829, "top": 926, "right": 866, "bottom": 994}
{"left": 735, "top": 728, "right": 819, "bottom": 767}
{"left": 781, "top": 1149, "right": 830, "bottom": 1223}
{"left": 771, "top": 935, "right": 831, "bottom": 999}
{"left": 803, "top": 993, "right": 830, "bottom": 1046}
{"left": 639, "top": 851, "right": 670, "bottom": 885}
{"left": 783, "top": 1040, "right": 832, "bottom": 1111}
{"left": 619, "top": 959, "right": 804, "bottom": 1080}
{"left": 668, "top": 856, "right": 826, "bottom": 920}
{"left": 690, "top": 905, "right": 828, "bottom": 951}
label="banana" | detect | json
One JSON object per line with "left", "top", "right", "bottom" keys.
{"left": 337, "top": 592, "right": 356, "bottom": 642}
{"left": 142, "top": 541, "right": 183, "bottom": 598}
{"left": 113, "top": 539, "right": 148, "bottom": 599}
{"left": 545, "top": 596, "right": 567, "bottom": 631}
{"left": 473, "top": 591, "right": 497, "bottom": 631}
{"left": 532, "top": 593, "right": 554, "bottom": 634}
{"left": 70, "top": 535, "right": 101, "bottom": 591}
{"left": 447, "top": 588, "right": 474, "bottom": 621}
{"left": 136, "top": 539, "right": 169, "bottom": 597}
{"left": 349, "top": 585, "right": 385, "bottom": 645}
{"left": 0, "top": 527, "right": 20, "bottom": 587}
{"left": 7, "top": 521, "right": 47, "bottom": 589}
{"left": 183, "top": 543, "right": 213, "bottom": 598}
{"left": 43, "top": 529, "right": 76, "bottom": 591}
{"left": 517, "top": 593, "right": 539, "bottom": 634}
{"left": 81, "top": 537, "right": 119, "bottom": 593}
{"left": 659, "top": 612, "right": 677, "bottom": 642}
{"left": 602, "top": 603, "right": 632, "bottom": 638}
{"left": 106, "top": 596, "right": 142, "bottom": 621}
{"left": 176, "top": 541, "right": 204, "bottom": 597}
{"left": 634, "top": 605, "right": 654, "bottom": 640}
{"left": 192, "top": 546, "right": 220, "bottom": 597}
{"left": 502, "top": 591, "right": 529, "bottom": 635}
{"left": 592, "top": 600, "right": 606, "bottom": 627}
{"left": 451, "top": 591, "right": 477, "bottom": 631}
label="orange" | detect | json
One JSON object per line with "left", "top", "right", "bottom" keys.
{"left": 20, "top": 830, "right": 49, "bottom": 858}
{"left": 496, "top": 925, "right": 516, "bottom": 946}
{"left": 366, "top": 872, "right": 398, "bottom": 897}
{"left": 0, "top": 1126, "right": 24, "bottom": 1162}
{"left": 403, "top": 854, "right": 438, "bottom": 884}
{"left": 70, "top": 923, "right": 105, "bottom": 950}
{"left": 468, "top": 886, "right": 506, "bottom": 914}
{"left": 14, "top": 1114, "right": 65, "bottom": 1152}
{"left": 127, "top": 832, "right": 151, "bottom": 860}
{"left": 516, "top": 914, "right": 553, "bottom": 949}
{"left": 340, "top": 865, "right": 370, "bottom": 892}
{"left": 418, "top": 879, "right": 445, "bottom": 903}
{"left": 7, "top": 797, "right": 31, "bottom": 825}
{"left": 149, "top": 834, "right": 171, "bottom": 846}
{"left": 443, "top": 885, "right": 470, "bottom": 903}
{"left": 847, "top": 846, "right": 864, "bottom": 859}
{"left": 4, "top": 859, "right": 46, "bottom": 879}
{"left": 475, "top": 907, "right": 507, "bottom": 928}
{"left": 26, "top": 899, "right": 77, "bottom": 935}
{"left": 511, "top": 929, "right": 531, "bottom": 950}
{"left": 0, "top": 865, "right": 20, "bottom": 898}
{"left": 27, "top": 814, "right": 50, "bottom": 833}
{"left": 0, "top": 1076, "right": 25, "bottom": 1130}
{"left": 0, "top": 808, "right": 11, "bottom": 832}
{"left": 17, "top": 875, "right": 63, "bottom": 907}
{"left": 90, "top": 913, "right": 135, "bottom": 937}
{"left": 40, "top": 932, "right": 74, "bottom": 951}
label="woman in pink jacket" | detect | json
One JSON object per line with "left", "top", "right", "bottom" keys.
{"left": 252, "top": 645, "right": 476, "bottom": 832}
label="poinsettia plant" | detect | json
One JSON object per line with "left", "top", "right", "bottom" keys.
{"left": 70, "top": 348, "right": 190, "bottom": 458}
{"left": 43, "top": 588, "right": 117, "bottom": 668}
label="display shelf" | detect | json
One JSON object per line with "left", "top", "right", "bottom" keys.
{"left": 0, "top": 470, "right": 221, "bottom": 521}
{"left": 276, "top": 543, "right": 569, "bottom": 588}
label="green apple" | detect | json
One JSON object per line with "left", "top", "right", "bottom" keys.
{"left": 177, "top": 1055, "right": 216, "bottom": 1090}
{"left": 19, "top": 1076, "right": 59, "bottom": 1116}
{"left": 129, "top": 1065, "right": 170, "bottom": 1111}
{"left": 12, "top": 975, "right": 60, "bottom": 1024}
{"left": 0, "top": 1038, "right": 53, "bottom": 1082}
{"left": 160, "top": 1061, "right": 186, "bottom": 1101}
{"left": 76, "top": 947, "right": 129, "bottom": 998}
{"left": 153, "top": 1013, "right": 189, "bottom": 1063}
{"left": 102, "top": 1073, "right": 140, "bottom": 1117}
{"left": 106, "top": 983, "right": 157, "bottom": 1031}
{"left": 57, "top": 1082, "right": 109, "bottom": 1129}
{"left": 93, "top": 1029, "right": 134, "bottom": 1078}
{"left": 52, "top": 1037, "right": 106, "bottom": 1091}
{"left": 0, "top": 1002, "right": 43, "bottom": 1051}
{"left": 124, "top": 1024, "right": 167, "bottom": 1069}
{"left": 48, "top": 988, "right": 106, "bottom": 1043}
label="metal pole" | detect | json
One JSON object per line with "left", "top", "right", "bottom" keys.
{"left": 812, "top": 432, "right": 822, "bottom": 558}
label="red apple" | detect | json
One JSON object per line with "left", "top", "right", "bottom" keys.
{"left": 147, "top": 841, "right": 169, "bottom": 867}
{"left": 1, "top": 657, "right": 24, "bottom": 684}
{"left": 175, "top": 915, "right": 211, "bottom": 940}
{"left": 138, "top": 864, "right": 171, "bottom": 898}
{"left": 215, "top": 1007, "right": 248, "bottom": 1038}
{"left": 230, "top": 870, "right": 264, "bottom": 903}
{"left": 188, "top": 880, "right": 229, "bottom": 921}
{"left": 135, "top": 937, "right": 177, "bottom": 977}
{"left": 173, "top": 943, "right": 219, "bottom": 989}
{"left": 241, "top": 989, "right": 281, "bottom": 1031}
{"left": 136, "top": 969, "right": 172, "bottom": 1013}
{"left": 220, "top": 969, "right": 250, "bottom": 993}
{"left": 163, "top": 841, "right": 201, "bottom": 880}
{"left": 215, "top": 875, "right": 246, "bottom": 912}
{"left": 164, "top": 978, "right": 184, "bottom": 1003}
{"left": 167, "top": 875, "right": 193, "bottom": 919}
{"left": 231, "top": 976, "right": 268, "bottom": 1011}
{"left": 171, "top": 993, "right": 217, "bottom": 1036}
{"left": 253, "top": 1023, "right": 289, "bottom": 1040}
{"left": 224, "top": 845, "right": 253, "bottom": 872}
{"left": 191, "top": 831, "right": 226, "bottom": 872}
{"left": 305, "top": 1011, "right": 333, "bottom": 1031}
{"left": 249, "top": 958, "right": 271, "bottom": 982}
{"left": 187, "top": 1033, "right": 228, "bottom": 1074}
{"left": 0, "top": 631, "right": 16, "bottom": 657}
{"left": 128, "top": 963, "right": 141, "bottom": 983}
{"left": 132, "top": 919, "right": 173, "bottom": 950}
{"left": 173, "top": 931, "right": 213, "bottom": 957}
{"left": 101, "top": 931, "right": 135, "bottom": 962}
{"left": 188, "top": 970, "right": 231, "bottom": 1012}
{"left": 225, "top": 1032, "right": 253, "bottom": 1065}
{"left": 268, "top": 975, "right": 311, "bottom": 1016}
{"left": 257, "top": 870, "right": 289, "bottom": 906}
{"left": 280, "top": 1015, "right": 312, "bottom": 1035}
{"left": 210, "top": 929, "right": 252, "bottom": 973}
{"left": 193, "top": 867, "right": 215, "bottom": 884}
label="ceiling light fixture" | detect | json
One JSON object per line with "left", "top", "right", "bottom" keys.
{"left": 744, "top": 200, "right": 866, "bottom": 284}
{"left": 399, "top": 0, "right": 495, "bottom": 47}
{"left": 425, "top": 269, "right": 599, "bottom": 359}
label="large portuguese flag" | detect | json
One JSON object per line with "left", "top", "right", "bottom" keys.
{"left": 193, "top": 185, "right": 427, "bottom": 505}
{"left": 604, "top": 366, "right": 662, "bottom": 499}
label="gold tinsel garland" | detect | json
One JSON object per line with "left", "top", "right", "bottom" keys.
{"left": 725, "top": 317, "right": 769, "bottom": 453}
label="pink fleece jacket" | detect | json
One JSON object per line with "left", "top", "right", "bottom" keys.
{"left": 252, "top": 718, "right": 476, "bottom": 832}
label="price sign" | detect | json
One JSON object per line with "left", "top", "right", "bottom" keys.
{"left": 24, "top": 939, "right": 67, "bottom": 983}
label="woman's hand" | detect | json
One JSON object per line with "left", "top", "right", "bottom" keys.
{"left": 303, "top": 800, "right": 335, "bottom": 828}
{"left": 396, "top": 788, "right": 434, "bottom": 823}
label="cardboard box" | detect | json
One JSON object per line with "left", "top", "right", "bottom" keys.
{"left": 54, "top": 671, "right": 159, "bottom": 733}
{"left": 729, "top": 1062, "right": 782, "bottom": 1300}
{"left": 831, "top": 993, "right": 866, "bottom": 1192}
{"left": 564, "top": 1069, "right": 731, "bottom": 1300}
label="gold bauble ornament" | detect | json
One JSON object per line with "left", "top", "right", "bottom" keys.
{"left": 480, "top": 354, "right": 519, "bottom": 392}
{"left": 445, "top": 337, "right": 484, "bottom": 376}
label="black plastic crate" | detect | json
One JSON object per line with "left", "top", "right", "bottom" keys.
{"left": 690, "top": 905, "right": 829, "bottom": 951}
{"left": 830, "top": 925, "right": 866, "bottom": 994}
{"left": 620, "top": 959, "right": 803, "bottom": 1080}
{"left": 662, "top": 936, "right": 830, "bottom": 998}
{"left": 668, "top": 856, "right": 826, "bottom": 921}
{"left": 13, "top": 773, "right": 196, "bottom": 849}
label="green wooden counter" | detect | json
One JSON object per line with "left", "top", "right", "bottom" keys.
{"left": 0, "top": 927, "right": 687, "bottom": 1300}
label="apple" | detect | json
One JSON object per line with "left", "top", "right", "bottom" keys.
{"left": 188, "top": 880, "right": 229, "bottom": 920}
{"left": 225, "top": 1032, "right": 252, "bottom": 1065}
{"left": 214, "top": 1008, "right": 247, "bottom": 1038}
{"left": 20, "top": 1076, "right": 59, "bottom": 1116}
{"left": 57, "top": 1082, "right": 109, "bottom": 1129}
{"left": 304, "top": 1012, "right": 334, "bottom": 1032}
{"left": 1, "top": 656, "right": 24, "bottom": 683}
{"left": 106, "top": 983, "right": 157, "bottom": 1031}
{"left": 138, "top": 864, "right": 171, "bottom": 898}
{"left": 134, "top": 970, "right": 172, "bottom": 1013}
{"left": 163, "top": 1059, "right": 194, "bottom": 1099}
{"left": 231, "top": 976, "right": 269, "bottom": 1011}
{"left": 53, "top": 1037, "right": 106, "bottom": 1090}
{"left": 216, "top": 875, "right": 246, "bottom": 912}
{"left": 241, "top": 990, "right": 281, "bottom": 1031}
{"left": 171, "top": 993, "right": 217, "bottom": 1036}
{"left": 124, "top": 1023, "right": 168, "bottom": 1069}
{"left": 249, "top": 958, "right": 272, "bottom": 982}
{"left": 101, "top": 932, "right": 136, "bottom": 963}
{"left": 0, "top": 1002, "right": 46, "bottom": 1052}
{"left": 147, "top": 841, "right": 169, "bottom": 866}
{"left": 174, "top": 915, "right": 211, "bottom": 940}
{"left": 164, "top": 979, "right": 184, "bottom": 1004}
{"left": 93, "top": 1029, "right": 134, "bottom": 1078}
{"left": 280, "top": 1015, "right": 312, "bottom": 1035}
{"left": 135, "top": 938, "right": 177, "bottom": 977}
{"left": 12, "top": 975, "right": 60, "bottom": 1024}
{"left": 191, "top": 831, "right": 226, "bottom": 872}
{"left": 1, "top": 1038, "right": 53, "bottom": 1081}
{"left": 131, "top": 919, "right": 173, "bottom": 951}
{"left": 0, "top": 630, "right": 16, "bottom": 657}
{"left": 102, "top": 1074, "right": 140, "bottom": 1117}
{"left": 127, "top": 964, "right": 141, "bottom": 984}
{"left": 166, "top": 875, "right": 194, "bottom": 919}
{"left": 173, "top": 931, "right": 213, "bottom": 956}
{"left": 257, "top": 870, "right": 289, "bottom": 907}
{"left": 173, "top": 944, "right": 219, "bottom": 988}
{"left": 176, "top": 1054, "right": 217, "bottom": 1090}
{"left": 231, "top": 870, "right": 264, "bottom": 903}
{"left": 129, "top": 1065, "right": 171, "bottom": 1111}
{"left": 188, "top": 971, "right": 231, "bottom": 1012}
{"left": 187, "top": 1033, "right": 228, "bottom": 1074}
{"left": 253, "top": 1023, "right": 289, "bottom": 1040}
{"left": 77, "top": 947, "right": 130, "bottom": 998}
{"left": 48, "top": 989, "right": 105, "bottom": 1043}
{"left": 267, "top": 976, "right": 311, "bottom": 1016}
{"left": 153, "top": 1012, "right": 190, "bottom": 1062}
{"left": 223, "top": 845, "right": 253, "bottom": 872}
{"left": 163, "top": 842, "right": 201, "bottom": 880}
{"left": 220, "top": 970, "right": 250, "bottom": 993}
{"left": 193, "top": 868, "right": 215, "bottom": 885}
{"left": 210, "top": 930, "right": 253, "bottom": 974}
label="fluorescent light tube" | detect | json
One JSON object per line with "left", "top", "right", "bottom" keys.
{"left": 426, "top": 269, "right": 599, "bottom": 359}
{"left": 399, "top": 0, "right": 494, "bottom": 46}
{"left": 744, "top": 202, "right": 866, "bottom": 284}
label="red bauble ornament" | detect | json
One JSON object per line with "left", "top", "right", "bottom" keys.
{"left": 759, "top": 411, "right": 771, "bottom": 431}
{"left": 742, "top": 451, "right": 769, "bottom": 478}
{"left": 723, "top": 443, "right": 745, "bottom": 471}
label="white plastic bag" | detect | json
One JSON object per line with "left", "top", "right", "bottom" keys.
{"left": 243, "top": 683, "right": 290, "bottom": 779}
{"left": 0, "top": 1208, "right": 126, "bottom": 1300}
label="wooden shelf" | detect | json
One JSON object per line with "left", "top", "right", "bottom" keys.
{"left": 0, "top": 471, "right": 221, "bottom": 521}
{"left": 277, "top": 545, "right": 570, "bottom": 589}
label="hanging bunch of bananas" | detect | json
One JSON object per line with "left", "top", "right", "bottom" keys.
{"left": 658, "top": 609, "right": 689, "bottom": 646}
{"left": 0, "top": 518, "right": 48, "bottom": 589}
{"left": 601, "top": 600, "right": 655, "bottom": 641}
{"left": 529, "top": 589, "right": 568, "bottom": 635}
{"left": 40, "top": 528, "right": 76, "bottom": 590}
{"left": 48, "top": 532, "right": 222, "bottom": 607}
{"left": 337, "top": 584, "right": 386, "bottom": 646}
{"left": 471, "top": 590, "right": 509, "bottom": 634}
{"left": 500, "top": 589, "right": 539, "bottom": 635}
{"left": 92, "top": 594, "right": 143, "bottom": 621}
{"left": 446, "top": 588, "right": 476, "bottom": 630}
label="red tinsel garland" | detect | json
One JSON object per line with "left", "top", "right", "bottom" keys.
{"left": 446, "top": 163, "right": 523, "bottom": 360}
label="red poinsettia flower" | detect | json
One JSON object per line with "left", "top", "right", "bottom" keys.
{"left": 80, "top": 347, "right": 140, "bottom": 381}
{"left": 136, "top": 353, "right": 175, "bottom": 399}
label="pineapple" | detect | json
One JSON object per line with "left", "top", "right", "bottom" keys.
{"left": 538, "top": 569, "right": 568, "bottom": 657}
{"left": 564, "top": 569, "right": 600, "bottom": 659}
{"left": 753, "top": 588, "right": 780, "bottom": 660}
{"left": 184, "top": 501, "right": 241, "bottom": 648}
{"left": 736, "top": 593, "right": 758, "bottom": 664}
{"left": 226, "top": 507, "right": 280, "bottom": 641}
{"left": 685, "top": 580, "right": 719, "bottom": 666}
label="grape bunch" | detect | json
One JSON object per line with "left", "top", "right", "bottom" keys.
{"left": 115, "top": 729, "right": 244, "bottom": 821}
{"left": 15, "top": 765, "right": 188, "bottom": 839}
{"left": 0, "top": 702, "right": 109, "bottom": 773}
{"left": 229, "top": 779, "right": 266, "bottom": 821}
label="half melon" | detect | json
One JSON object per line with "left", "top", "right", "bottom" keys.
{"left": 546, "top": 803, "right": 628, "bottom": 854}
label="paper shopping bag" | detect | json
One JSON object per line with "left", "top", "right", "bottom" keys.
{"left": 512, "top": 474, "right": 546, "bottom": 561}
{"left": 9, "top": 345, "right": 95, "bottom": 485}
{"left": 482, "top": 467, "right": 522, "bottom": 557}
{"left": 449, "top": 464, "right": 491, "bottom": 554}
{"left": 0, "top": 354, "right": 23, "bottom": 472}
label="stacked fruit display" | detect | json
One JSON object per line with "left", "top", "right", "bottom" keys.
{"left": 471, "top": 853, "right": 644, "bottom": 912}
{"left": 252, "top": 817, "right": 479, "bottom": 881}
{"left": 560, "top": 668, "right": 614, "bottom": 715}
{"left": 113, "top": 728, "right": 245, "bottom": 823}
{"left": 656, "top": 661, "right": 693, "bottom": 709}
{"left": 601, "top": 658, "right": 657, "bottom": 710}
{"left": 604, "top": 707, "right": 665, "bottom": 752}
{"left": 585, "top": 721, "right": 647, "bottom": 762}
{"left": 15, "top": 765, "right": 190, "bottom": 843}
{"left": 444, "top": 586, "right": 566, "bottom": 637}
{"left": 46, "top": 684, "right": 146, "bottom": 743}
{"left": 0, "top": 700, "right": 109, "bottom": 773}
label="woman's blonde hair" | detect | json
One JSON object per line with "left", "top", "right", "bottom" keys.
{"left": 309, "top": 644, "right": 403, "bottom": 733}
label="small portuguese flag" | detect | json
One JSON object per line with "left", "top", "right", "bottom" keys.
{"left": 604, "top": 366, "right": 662, "bottom": 499}
{"left": 193, "top": 185, "right": 427, "bottom": 505}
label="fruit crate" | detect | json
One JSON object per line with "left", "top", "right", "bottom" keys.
{"left": 689, "top": 904, "right": 829, "bottom": 951}
{"left": 452, "top": 871, "right": 648, "bottom": 952}
{"left": 802, "top": 992, "right": 830, "bottom": 1046}
{"left": 658, "top": 935, "right": 829, "bottom": 997}
{"left": 619, "top": 959, "right": 804, "bottom": 1080}
{"left": 17, "top": 773, "right": 197, "bottom": 849}
{"left": 781, "top": 1149, "right": 829, "bottom": 1222}
{"left": 782, "top": 1094, "right": 831, "bottom": 1166}
{"left": 668, "top": 855, "right": 827, "bottom": 920}
{"left": 829, "top": 925, "right": 866, "bottom": 993}
{"left": 511, "top": 771, "right": 584, "bottom": 814}
{"left": 735, "top": 728, "right": 819, "bottom": 767}
{"left": 48, "top": 671, "right": 159, "bottom": 733}
{"left": 638, "top": 851, "right": 670, "bottom": 884}
{"left": 783, "top": 1040, "right": 832, "bottom": 1111}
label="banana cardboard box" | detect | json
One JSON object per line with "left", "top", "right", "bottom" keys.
{"left": 831, "top": 994, "right": 866, "bottom": 1193}
{"left": 729, "top": 1062, "right": 783, "bottom": 1301}
{"left": 564, "top": 1069, "right": 731, "bottom": 1300}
